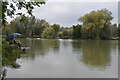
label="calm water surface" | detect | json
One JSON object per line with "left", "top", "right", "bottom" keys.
{"left": 6, "top": 39, "right": 118, "bottom": 78}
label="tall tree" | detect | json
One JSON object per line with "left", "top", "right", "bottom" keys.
{"left": 9, "top": 16, "right": 36, "bottom": 37}
{"left": 60, "top": 28, "right": 73, "bottom": 39}
{"left": 42, "top": 27, "right": 55, "bottom": 39}
{"left": 78, "top": 9, "right": 113, "bottom": 39}
{"left": 72, "top": 24, "right": 82, "bottom": 39}
{"left": 32, "top": 19, "right": 50, "bottom": 37}
{"left": 51, "top": 24, "right": 60, "bottom": 38}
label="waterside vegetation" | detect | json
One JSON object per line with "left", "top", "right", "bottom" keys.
{"left": 2, "top": 9, "right": 119, "bottom": 40}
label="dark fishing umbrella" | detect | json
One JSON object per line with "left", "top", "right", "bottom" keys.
{"left": 6, "top": 33, "right": 21, "bottom": 40}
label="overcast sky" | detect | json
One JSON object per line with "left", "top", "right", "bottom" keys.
{"left": 7, "top": 1, "right": 119, "bottom": 27}
{"left": 32, "top": 2, "right": 118, "bottom": 27}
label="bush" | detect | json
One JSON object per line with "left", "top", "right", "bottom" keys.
{"left": 2, "top": 39, "right": 21, "bottom": 68}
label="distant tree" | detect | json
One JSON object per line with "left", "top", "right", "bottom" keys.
{"left": 9, "top": 16, "right": 36, "bottom": 37}
{"left": 1, "top": 16, "right": 37, "bottom": 37}
{"left": 118, "top": 24, "right": 120, "bottom": 37}
{"left": 51, "top": 24, "right": 60, "bottom": 37}
{"left": 60, "top": 28, "right": 73, "bottom": 39}
{"left": 32, "top": 19, "right": 50, "bottom": 37}
{"left": 78, "top": 9, "right": 113, "bottom": 39}
{"left": 110, "top": 24, "right": 118, "bottom": 37}
{"left": 42, "top": 27, "right": 56, "bottom": 39}
{"left": 72, "top": 24, "right": 82, "bottom": 39}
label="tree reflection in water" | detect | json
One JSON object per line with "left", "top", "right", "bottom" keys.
{"left": 72, "top": 40, "right": 114, "bottom": 69}
{"left": 81, "top": 40, "right": 112, "bottom": 69}
{"left": 20, "top": 39, "right": 60, "bottom": 60}
{"left": 3, "top": 39, "right": 118, "bottom": 78}
{"left": 22, "top": 39, "right": 114, "bottom": 69}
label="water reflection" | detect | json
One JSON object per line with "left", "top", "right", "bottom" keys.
{"left": 5, "top": 39, "right": 118, "bottom": 78}
{"left": 20, "top": 39, "right": 116, "bottom": 69}
{"left": 20, "top": 39, "right": 60, "bottom": 60}
{"left": 72, "top": 40, "right": 82, "bottom": 53}
{"left": 81, "top": 40, "right": 112, "bottom": 69}
{"left": 21, "top": 39, "right": 116, "bottom": 69}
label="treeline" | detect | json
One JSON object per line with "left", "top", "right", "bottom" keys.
{"left": 2, "top": 9, "right": 120, "bottom": 40}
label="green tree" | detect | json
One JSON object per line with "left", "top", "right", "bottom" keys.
{"left": 1, "top": 0, "right": 46, "bottom": 25}
{"left": 42, "top": 27, "right": 56, "bottom": 39}
{"left": 32, "top": 19, "right": 50, "bottom": 37}
{"left": 78, "top": 9, "right": 113, "bottom": 39}
{"left": 110, "top": 24, "right": 118, "bottom": 38}
{"left": 51, "top": 24, "right": 60, "bottom": 38}
{"left": 72, "top": 24, "right": 82, "bottom": 39}
{"left": 9, "top": 16, "right": 36, "bottom": 37}
{"left": 60, "top": 28, "right": 73, "bottom": 39}
{"left": 99, "top": 24, "right": 111, "bottom": 39}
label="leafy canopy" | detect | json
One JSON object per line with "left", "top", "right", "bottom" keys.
{"left": 78, "top": 9, "right": 113, "bottom": 39}
{"left": 1, "top": 0, "right": 46, "bottom": 24}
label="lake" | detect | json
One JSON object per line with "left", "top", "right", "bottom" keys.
{"left": 6, "top": 39, "right": 118, "bottom": 78}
